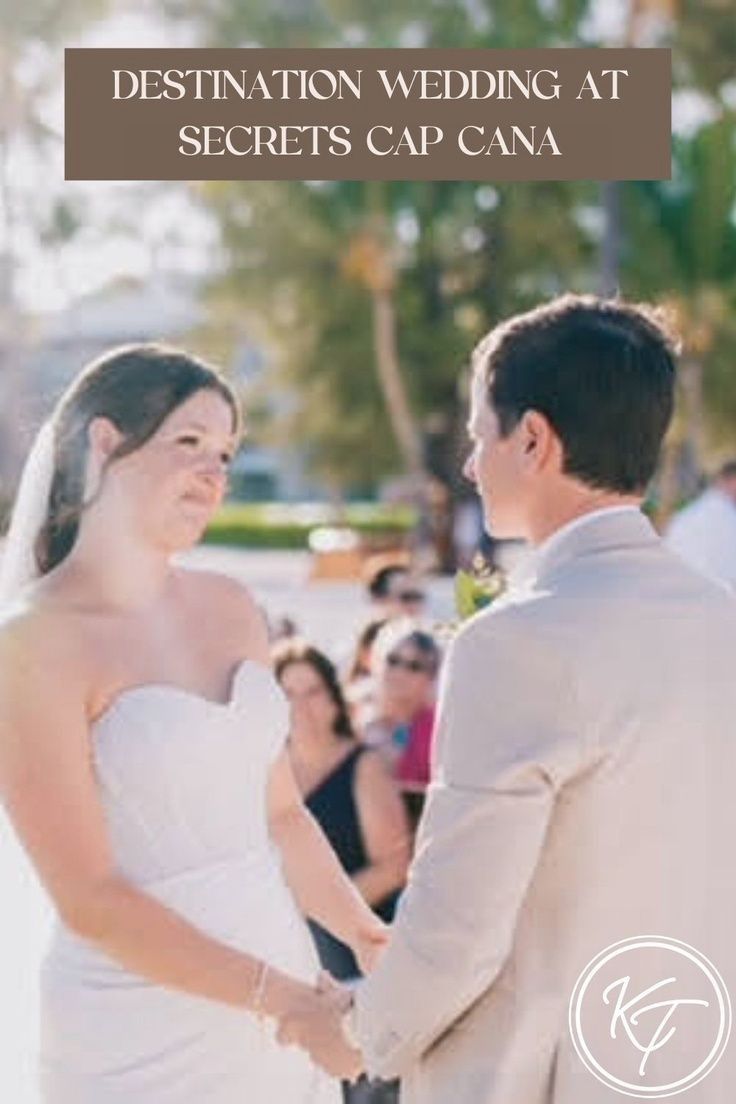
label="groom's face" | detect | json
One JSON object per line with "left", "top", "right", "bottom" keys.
{"left": 464, "top": 369, "right": 527, "bottom": 540}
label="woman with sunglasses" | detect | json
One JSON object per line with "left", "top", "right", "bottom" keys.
{"left": 361, "top": 624, "right": 441, "bottom": 827}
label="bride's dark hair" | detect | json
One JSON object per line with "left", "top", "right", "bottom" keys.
{"left": 36, "top": 343, "right": 239, "bottom": 575}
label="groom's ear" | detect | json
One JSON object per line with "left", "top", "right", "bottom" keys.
{"left": 519, "top": 410, "right": 559, "bottom": 472}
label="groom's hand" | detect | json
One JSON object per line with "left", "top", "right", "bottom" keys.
{"left": 276, "top": 971, "right": 363, "bottom": 1080}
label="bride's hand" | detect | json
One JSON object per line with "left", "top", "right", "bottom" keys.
{"left": 352, "top": 916, "right": 390, "bottom": 975}
{"left": 274, "top": 971, "right": 362, "bottom": 1080}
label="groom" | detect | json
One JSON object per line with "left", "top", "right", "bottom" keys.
{"left": 281, "top": 294, "right": 736, "bottom": 1101}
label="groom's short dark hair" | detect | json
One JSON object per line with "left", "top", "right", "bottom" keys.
{"left": 474, "top": 294, "right": 679, "bottom": 494}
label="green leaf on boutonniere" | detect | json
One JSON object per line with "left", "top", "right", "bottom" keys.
{"left": 454, "top": 562, "right": 505, "bottom": 621}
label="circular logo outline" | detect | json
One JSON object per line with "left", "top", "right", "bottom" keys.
{"left": 568, "top": 935, "right": 732, "bottom": 1098}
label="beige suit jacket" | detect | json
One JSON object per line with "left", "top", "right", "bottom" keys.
{"left": 354, "top": 509, "right": 736, "bottom": 1102}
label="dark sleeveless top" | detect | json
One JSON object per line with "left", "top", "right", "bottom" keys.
{"left": 305, "top": 744, "right": 400, "bottom": 980}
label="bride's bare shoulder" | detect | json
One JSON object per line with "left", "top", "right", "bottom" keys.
{"left": 175, "top": 566, "right": 270, "bottom": 657}
{"left": 0, "top": 589, "right": 89, "bottom": 696}
{"left": 175, "top": 565, "right": 258, "bottom": 612}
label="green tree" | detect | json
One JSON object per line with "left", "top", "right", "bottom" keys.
{"left": 174, "top": 0, "right": 592, "bottom": 520}
{"left": 622, "top": 114, "right": 736, "bottom": 515}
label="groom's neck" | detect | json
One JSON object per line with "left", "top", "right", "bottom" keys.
{"left": 526, "top": 485, "right": 643, "bottom": 548}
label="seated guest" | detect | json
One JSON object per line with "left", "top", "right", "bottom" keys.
{"left": 273, "top": 640, "right": 411, "bottom": 981}
{"left": 346, "top": 618, "right": 389, "bottom": 685}
{"left": 343, "top": 617, "right": 389, "bottom": 729}
{"left": 362, "top": 622, "right": 441, "bottom": 826}
{"left": 365, "top": 560, "right": 427, "bottom": 621}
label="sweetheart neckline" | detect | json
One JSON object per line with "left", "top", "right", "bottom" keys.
{"left": 91, "top": 658, "right": 273, "bottom": 729}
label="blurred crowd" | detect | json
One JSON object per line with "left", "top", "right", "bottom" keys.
{"left": 266, "top": 560, "right": 444, "bottom": 1102}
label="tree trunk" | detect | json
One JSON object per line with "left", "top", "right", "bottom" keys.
{"left": 679, "top": 356, "right": 706, "bottom": 474}
{"left": 654, "top": 430, "right": 684, "bottom": 530}
{"left": 654, "top": 356, "right": 705, "bottom": 528}
{"left": 371, "top": 285, "right": 425, "bottom": 481}
{"left": 599, "top": 181, "right": 621, "bottom": 297}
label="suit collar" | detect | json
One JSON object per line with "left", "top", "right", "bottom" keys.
{"left": 510, "top": 507, "right": 659, "bottom": 590}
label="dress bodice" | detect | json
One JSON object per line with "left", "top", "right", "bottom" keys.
{"left": 89, "top": 660, "right": 290, "bottom": 887}
{"left": 40, "top": 659, "right": 340, "bottom": 1102}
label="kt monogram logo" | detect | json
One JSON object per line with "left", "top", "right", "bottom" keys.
{"left": 569, "top": 937, "right": 731, "bottom": 1098}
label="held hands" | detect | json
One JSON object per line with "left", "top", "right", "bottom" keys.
{"left": 265, "top": 916, "right": 391, "bottom": 1080}
{"left": 275, "top": 971, "right": 363, "bottom": 1081}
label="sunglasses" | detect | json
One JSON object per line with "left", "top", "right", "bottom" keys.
{"left": 397, "top": 589, "right": 426, "bottom": 604}
{"left": 386, "top": 653, "right": 434, "bottom": 674}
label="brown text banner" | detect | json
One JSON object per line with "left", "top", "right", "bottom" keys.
{"left": 65, "top": 48, "right": 671, "bottom": 182}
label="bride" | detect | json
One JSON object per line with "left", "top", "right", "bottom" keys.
{"left": 0, "top": 344, "right": 377, "bottom": 1102}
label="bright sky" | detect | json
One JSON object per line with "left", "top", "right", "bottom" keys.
{"left": 8, "top": 7, "right": 218, "bottom": 316}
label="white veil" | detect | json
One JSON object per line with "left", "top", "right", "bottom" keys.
{"left": 0, "top": 419, "right": 57, "bottom": 1101}
{"left": 0, "top": 419, "right": 56, "bottom": 604}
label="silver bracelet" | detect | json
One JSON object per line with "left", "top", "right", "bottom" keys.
{"left": 251, "top": 960, "right": 270, "bottom": 1019}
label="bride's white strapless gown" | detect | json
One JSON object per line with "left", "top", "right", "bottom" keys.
{"left": 39, "top": 660, "right": 340, "bottom": 1103}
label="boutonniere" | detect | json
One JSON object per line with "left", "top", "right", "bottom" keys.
{"left": 454, "top": 555, "right": 506, "bottom": 621}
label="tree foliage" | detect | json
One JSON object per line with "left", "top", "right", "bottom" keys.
{"left": 170, "top": 0, "right": 736, "bottom": 492}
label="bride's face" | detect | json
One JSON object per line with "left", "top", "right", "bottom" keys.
{"left": 92, "top": 388, "right": 238, "bottom": 552}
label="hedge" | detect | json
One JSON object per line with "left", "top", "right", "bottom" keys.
{"left": 203, "top": 502, "right": 417, "bottom": 550}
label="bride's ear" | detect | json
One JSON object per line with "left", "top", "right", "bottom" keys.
{"left": 85, "top": 417, "right": 124, "bottom": 494}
